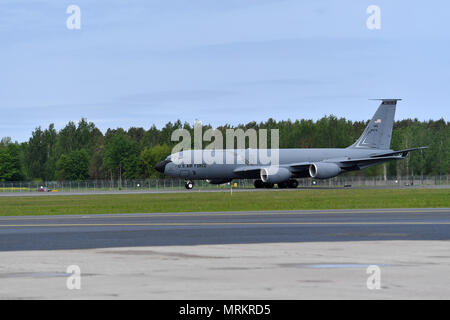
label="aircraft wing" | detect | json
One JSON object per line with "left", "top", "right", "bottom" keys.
{"left": 287, "top": 156, "right": 403, "bottom": 170}
{"left": 233, "top": 165, "right": 264, "bottom": 178}
{"left": 286, "top": 162, "right": 312, "bottom": 172}
{"left": 288, "top": 157, "right": 401, "bottom": 174}
{"left": 336, "top": 156, "right": 402, "bottom": 168}
{"left": 369, "top": 147, "right": 428, "bottom": 157}
{"left": 235, "top": 162, "right": 312, "bottom": 173}
{"left": 234, "top": 146, "right": 426, "bottom": 177}
{"left": 338, "top": 147, "right": 428, "bottom": 169}
{"left": 234, "top": 163, "right": 313, "bottom": 178}
{"left": 233, "top": 157, "right": 398, "bottom": 175}
{"left": 288, "top": 157, "right": 403, "bottom": 173}
{"left": 302, "top": 146, "right": 427, "bottom": 169}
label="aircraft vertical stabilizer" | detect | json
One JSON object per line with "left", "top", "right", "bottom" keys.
{"left": 348, "top": 99, "right": 400, "bottom": 150}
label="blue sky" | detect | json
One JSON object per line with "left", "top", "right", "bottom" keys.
{"left": 1, "top": 0, "right": 449, "bottom": 142}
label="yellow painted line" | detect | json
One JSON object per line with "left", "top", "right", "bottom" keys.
{"left": 0, "top": 209, "right": 449, "bottom": 221}
{"left": 1, "top": 222, "right": 450, "bottom": 227}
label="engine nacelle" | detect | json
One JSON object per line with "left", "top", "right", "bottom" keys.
{"left": 309, "top": 162, "right": 341, "bottom": 179}
{"left": 260, "top": 167, "right": 291, "bottom": 184}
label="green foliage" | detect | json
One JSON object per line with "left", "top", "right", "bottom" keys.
{"left": 0, "top": 140, "right": 25, "bottom": 181}
{"left": 140, "top": 144, "right": 171, "bottom": 178}
{"left": 57, "top": 119, "right": 102, "bottom": 155}
{"left": 56, "top": 149, "right": 90, "bottom": 181}
{"left": 103, "top": 132, "right": 138, "bottom": 180}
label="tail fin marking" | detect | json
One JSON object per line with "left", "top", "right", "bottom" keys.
{"left": 348, "top": 99, "right": 400, "bottom": 150}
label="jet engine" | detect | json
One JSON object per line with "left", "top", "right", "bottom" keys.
{"left": 260, "top": 167, "right": 291, "bottom": 184}
{"left": 309, "top": 162, "right": 341, "bottom": 179}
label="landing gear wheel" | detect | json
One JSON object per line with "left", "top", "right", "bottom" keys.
{"left": 185, "top": 180, "right": 194, "bottom": 190}
{"left": 254, "top": 179, "right": 265, "bottom": 189}
{"left": 277, "top": 181, "right": 288, "bottom": 188}
{"left": 288, "top": 179, "right": 298, "bottom": 188}
{"left": 264, "top": 182, "right": 274, "bottom": 189}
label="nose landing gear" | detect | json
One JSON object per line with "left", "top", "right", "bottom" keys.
{"left": 185, "top": 180, "right": 194, "bottom": 190}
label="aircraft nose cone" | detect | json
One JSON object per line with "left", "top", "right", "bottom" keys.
{"left": 155, "top": 160, "right": 171, "bottom": 173}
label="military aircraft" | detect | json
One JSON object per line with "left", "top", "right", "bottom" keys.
{"left": 155, "top": 99, "right": 426, "bottom": 189}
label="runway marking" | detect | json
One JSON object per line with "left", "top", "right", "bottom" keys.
{"left": 0, "top": 208, "right": 449, "bottom": 221}
{"left": 1, "top": 221, "right": 450, "bottom": 228}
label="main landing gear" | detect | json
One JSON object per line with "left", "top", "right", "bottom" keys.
{"left": 254, "top": 180, "right": 274, "bottom": 189}
{"left": 279, "top": 179, "right": 299, "bottom": 189}
{"left": 185, "top": 180, "right": 194, "bottom": 190}
{"left": 254, "top": 179, "right": 298, "bottom": 189}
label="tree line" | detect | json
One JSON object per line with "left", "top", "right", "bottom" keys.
{"left": 0, "top": 116, "right": 448, "bottom": 182}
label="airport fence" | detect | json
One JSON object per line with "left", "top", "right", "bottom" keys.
{"left": 0, "top": 175, "right": 448, "bottom": 193}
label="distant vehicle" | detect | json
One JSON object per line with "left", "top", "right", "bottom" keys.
{"left": 37, "top": 186, "right": 50, "bottom": 192}
{"left": 156, "top": 99, "right": 427, "bottom": 189}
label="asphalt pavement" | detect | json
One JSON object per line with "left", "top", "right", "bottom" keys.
{"left": 0, "top": 208, "right": 449, "bottom": 251}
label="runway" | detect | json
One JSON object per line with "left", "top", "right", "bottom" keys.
{"left": 0, "top": 184, "right": 448, "bottom": 197}
{"left": 0, "top": 208, "right": 449, "bottom": 251}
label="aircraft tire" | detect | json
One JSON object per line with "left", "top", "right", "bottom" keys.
{"left": 254, "top": 180, "right": 265, "bottom": 189}
{"left": 288, "top": 179, "right": 299, "bottom": 188}
{"left": 185, "top": 180, "right": 194, "bottom": 189}
{"left": 278, "top": 181, "right": 289, "bottom": 188}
